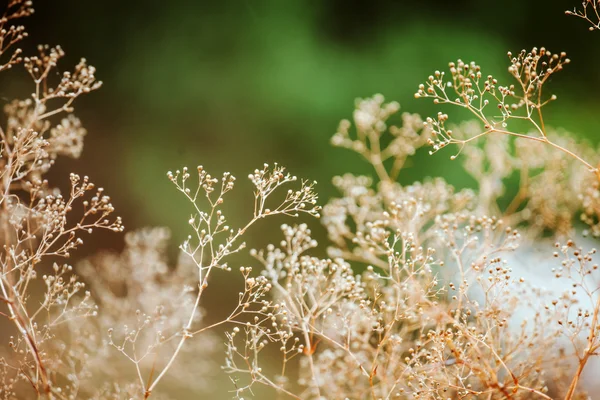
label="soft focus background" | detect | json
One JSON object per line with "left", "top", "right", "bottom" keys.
{"left": 16, "top": 0, "right": 600, "bottom": 397}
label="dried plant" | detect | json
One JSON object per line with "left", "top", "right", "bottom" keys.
{"left": 226, "top": 95, "right": 559, "bottom": 399}
{"left": 566, "top": 0, "right": 600, "bottom": 31}
{"left": 2, "top": 1, "right": 600, "bottom": 400}
{"left": 221, "top": 95, "right": 596, "bottom": 399}
{"left": 219, "top": 7, "right": 600, "bottom": 395}
{"left": 0, "top": 1, "right": 123, "bottom": 398}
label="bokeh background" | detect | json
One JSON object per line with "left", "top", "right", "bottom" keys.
{"left": 15, "top": 0, "right": 600, "bottom": 397}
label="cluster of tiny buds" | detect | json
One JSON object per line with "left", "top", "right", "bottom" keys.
{"left": 565, "top": 0, "right": 600, "bottom": 30}
{"left": 1, "top": 1, "right": 34, "bottom": 21}
{"left": 0, "top": 2, "right": 32, "bottom": 72}
{"left": 248, "top": 163, "right": 294, "bottom": 191}
{"left": 423, "top": 113, "right": 451, "bottom": 155}
{"left": 168, "top": 166, "right": 236, "bottom": 199}
{"left": 507, "top": 48, "right": 570, "bottom": 78}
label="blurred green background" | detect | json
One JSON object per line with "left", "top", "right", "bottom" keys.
{"left": 18, "top": 0, "right": 600, "bottom": 397}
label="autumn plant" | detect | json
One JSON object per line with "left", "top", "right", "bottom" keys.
{"left": 0, "top": 1, "right": 320, "bottom": 397}
{"left": 2, "top": 0, "right": 600, "bottom": 399}
{"left": 566, "top": 0, "right": 600, "bottom": 31}
{"left": 0, "top": 0, "right": 125, "bottom": 398}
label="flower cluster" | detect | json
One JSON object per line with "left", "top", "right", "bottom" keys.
{"left": 566, "top": 0, "right": 600, "bottom": 31}
{"left": 0, "top": 1, "right": 122, "bottom": 398}
{"left": 2, "top": 1, "right": 600, "bottom": 400}
{"left": 216, "top": 84, "right": 600, "bottom": 399}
